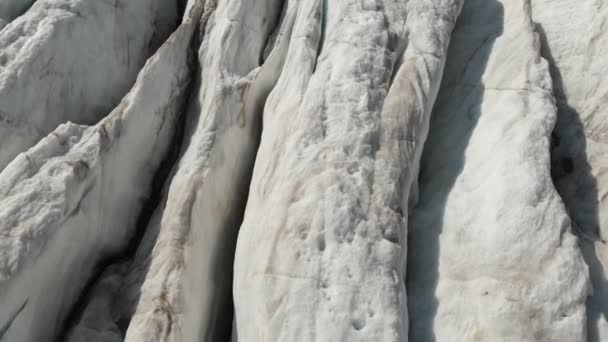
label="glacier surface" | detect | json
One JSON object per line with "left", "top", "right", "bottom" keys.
{"left": 0, "top": 0, "right": 606, "bottom": 341}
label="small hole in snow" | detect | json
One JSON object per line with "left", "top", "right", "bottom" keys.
{"left": 317, "top": 235, "right": 326, "bottom": 251}
{"left": 383, "top": 231, "right": 398, "bottom": 244}
{"left": 352, "top": 318, "right": 365, "bottom": 331}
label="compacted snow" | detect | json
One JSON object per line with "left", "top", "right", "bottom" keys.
{"left": 0, "top": 0, "right": 606, "bottom": 341}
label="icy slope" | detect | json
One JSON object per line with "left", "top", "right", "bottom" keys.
{"left": 406, "top": 0, "right": 590, "bottom": 341}
{"left": 232, "top": 0, "right": 463, "bottom": 340}
{"left": 531, "top": 1, "right": 608, "bottom": 340}
{"left": 0, "top": 0, "right": 177, "bottom": 170}
{"left": 0, "top": 14, "right": 194, "bottom": 341}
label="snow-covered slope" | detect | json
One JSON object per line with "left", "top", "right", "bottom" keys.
{"left": 406, "top": 0, "right": 590, "bottom": 341}
{"left": 531, "top": 1, "right": 608, "bottom": 340}
{"left": 0, "top": 13, "right": 194, "bottom": 340}
{"left": 232, "top": 0, "right": 463, "bottom": 340}
{"left": 0, "top": 0, "right": 177, "bottom": 170}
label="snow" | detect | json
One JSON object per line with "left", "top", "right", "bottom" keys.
{"left": 0, "top": 0, "right": 177, "bottom": 171}
{"left": 406, "top": 0, "right": 590, "bottom": 340}
{"left": 0, "top": 13, "right": 193, "bottom": 340}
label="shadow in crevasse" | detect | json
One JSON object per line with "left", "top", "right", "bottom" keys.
{"left": 405, "top": 0, "right": 503, "bottom": 340}
{"left": 536, "top": 24, "right": 607, "bottom": 342}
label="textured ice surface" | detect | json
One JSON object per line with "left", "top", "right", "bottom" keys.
{"left": 233, "top": 0, "right": 463, "bottom": 340}
{"left": 121, "top": 0, "right": 288, "bottom": 339}
{"left": 531, "top": 1, "right": 608, "bottom": 340}
{"left": 0, "top": 14, "right": 193, "bottom": 341}
{"left": 0, "top": 0, "right": 177, "bottom": 170}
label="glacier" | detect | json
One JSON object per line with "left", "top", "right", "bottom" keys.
{"left": 0, "top": 0, "right": 606, "bottom": 341}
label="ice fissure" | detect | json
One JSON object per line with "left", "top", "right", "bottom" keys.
{"left": 57, "top": 27, "right": 198, "bottom": 342}
{"left": 0, "top": 0, "right": 606, "bottom": 341}
{"left": 233, "top": 0, "right": 463, "bottom": 340}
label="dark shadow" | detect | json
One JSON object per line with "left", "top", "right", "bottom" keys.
{"left": 536, "top": 24, "right": 607, "bottom": 342}
{"left": 0, "top": 0, "right": 37, "bottom": 30}
{"left": 177, "top": 0, "right": 188, "bottom": 18}
{"left": 405, "top": 0, "right": 503, "bottom": 340}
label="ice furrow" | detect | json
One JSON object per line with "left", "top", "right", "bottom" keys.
{"left": 232, "top": 0, "right": 463, "bottom": 340}
{"left": 62, "top": 3, "right": 211, "bottom": 341}
{"left": 0, "top": 11, "right": 195, "bottom": 341}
